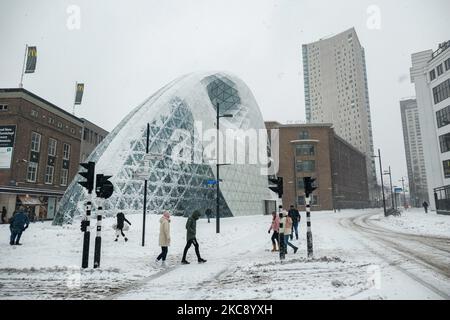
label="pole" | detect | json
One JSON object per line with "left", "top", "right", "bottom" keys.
{"left": 306, "top": 195, "right": 313, "bottom": 258}
{"left": 93, "top": 201, "right": 102, "bottom": 268}
{"left": 142, "top": 123, "right": 150, "bottom": 246}
{"left": 73, "top": 82, "right": 77, "bottom": 115}
{"left": 19, "top": 45, "right": 28, "bottom": 88}
{"left": 216, "top": 102, "right": 220, "bottom": 234}
{"left": 388, "top": 166, "right": 394, "bottom": 209}
{"left": 401, "top": 177, "right": 406, "bottom": 208}
{"left": 81, "top": 195, "right": 92, "bottom": 269}
{"left": 377, "top": 149, "right": 387, "bottom": 216}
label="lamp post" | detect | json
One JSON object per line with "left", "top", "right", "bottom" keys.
{"left": 399, "top": 177, "right": 407, "bottom": 209}
{"left": 372, "top": 149, "right": 387, "bottom": 216}
{"left": 216, "top": 102, "right": 233, "bottom": 234}
{"left": 383, "top": 166, "right": 394, "bottom": 209}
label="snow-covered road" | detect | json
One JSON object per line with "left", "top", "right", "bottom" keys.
{"left": 1, "top": 208, "right": 449, "bottom": 299}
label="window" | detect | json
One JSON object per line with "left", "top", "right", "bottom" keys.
{"left": 443, "top": 160, "right": 450, "bottom": 178}
{"left": 27, "top": 162, "right": 38, "bottom": 182}
{"left": 70, "top": 128, "right": 75, "bottom": 134}
{"left": 31, "top": 109, "right": 38, "bottom": 117}
{"left": 48, "top": 138, "right": 57, "bottom": 156}
{"left": 60, "top": 169, "right": 68, "bottom": 186}
{"left": 436, "top": 105, "right": 450, "bottom": 128}
{"left": 48, "top": 117, "right": 55, "bottom": 125}
{"left": 439, "top": 133, "right": 450, "bottom": 153}
{"left": 31, "top": 132, "right": 41, "bottom": 152}
{"left": 296, "top": 160, "right": 315, "bottom": 172}
{"left": 297, "top": 178, "right": 305, "bottom": 189}
{"left": 433, "top": 78, "right": 450, "bottom": 104}
{"left": 296, "top": 144, "right": 315, "bottom": 156}
{"left": 437, "top": 64, "right": 444, "bottom": 76}
{"left": 57, "top": 122, "right": 63, "bottom": 129}
{"left": 83, "top": 128, "right": 89, "bottom": 141}
{"left": 430, "top": 69, "right": 436, "bottom": 81}
{"left": 0, "top": 104, "right": 8, "bottom": 111}
{"left": 63, "top": 143, "right": 71, "bottom": 160}
{"left": 445, "top": 58, "right": 450, "bottom": 71}
{"left": 45, "top": 165, "right": 54, "bottom": 184}
{"left": 299, "top": 131, "right": 310, "bottom": 140}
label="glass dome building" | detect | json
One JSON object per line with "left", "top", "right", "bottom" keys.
{"left": 53, "top": 72, "right": 271, "bottom": 225}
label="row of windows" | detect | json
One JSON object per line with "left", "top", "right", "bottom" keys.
{"left": 83, "top": 128, "right": 104, "bottom": 145}
{"left": 436, "top": 105, "right": 450, "bottom": 128}
{"left": 429, "top": 58, "right": 450, "bottom": 81}
{"left": 30, "top": 109, "right": 77, "bottom": 135}
{"left": 26, "top": 162, "right": 68, "bottom": 185}
{"left": 433, "top": 78, "right": 450, "bottom": 105}
{"left": 31, "top": 132, "right": 71, "bottom": 159}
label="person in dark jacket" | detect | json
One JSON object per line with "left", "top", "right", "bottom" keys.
{"left": 422, "top": 201, "right": 429, "bottom": 213}
{"left": 181, "top": 210, "right": 206, "bottom": 264}
{"left": 115, "top": 212, "right": 131, "bottom": 242}
{"left": 9, "top": 206, "right": 29, "bottom": 245}
{"left": 1, "top": 206, "right": 7, "bottom": 224}
{"left": 288, "top": 205, "right": 301, "bottom": 240}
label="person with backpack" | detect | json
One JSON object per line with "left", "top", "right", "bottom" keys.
{"left": 422, "top": 201, "right": 429, "bottom": 213}
{"left": 9, "top": 206, "right": 29, "bottom": 245}
{"left": 288, "top": 205, "right": 301, "bottom": 240}
{"left": 114, "top": 212, "right": 131, "bottom": 242}
{"left": 181, "top": 210, "right": 206, "bottom": 264}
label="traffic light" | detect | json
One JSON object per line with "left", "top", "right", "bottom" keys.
{"left": 80, "top": 220, "right": 89, "bottom": 232}
{"left": 303, "top": 177, "right": 317, "bottom": 198}
{"left": 78, "top": 162, "right": 95, "bottom": 193}
{"left": 95, "top": 174, "right": 114, "bottom": 199}
{"left": 269, "top": 176, "right": 284, "bottom": 198}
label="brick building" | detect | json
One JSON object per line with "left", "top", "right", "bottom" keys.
{"left": 0, "top": 88, "right": 106, "bottom": 221}
{"left": 266, "top": 121, "right": 369, "bottom": 211}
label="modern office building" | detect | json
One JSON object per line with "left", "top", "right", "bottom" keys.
{"left": 265, "top": 121, "right": 370, "bottom": 211}
{"left": 410, "top": 40, "right": 450, "bottom": 213}
{"left": 0, "top": 88, "right": 107, "bottom": 221}
{"left": 400, "top": 98, "right": 429, "bottom": 207}
{"left": 54, "top": 72, "right": 273, "bottom": 225}
{"left": 302, "top": 27, "right": 377, "bottom": 203}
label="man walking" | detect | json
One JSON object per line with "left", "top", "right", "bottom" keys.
{"left": 1, "top": 206, "right": 7, "bottom": 224}
{"left": 288, "top": 205, "right": 300, "bottom": 240}
{"left": 9, "top": 206, "right": 29, "bottom": 245}
{"left": 181, "top": 210, "right": 207, "bottom": 264}
{"left": 422, "top": 201, "right": 429, "bottom": 213}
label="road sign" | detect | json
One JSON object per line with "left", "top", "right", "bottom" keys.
{"left": 394, "top": 187, "right": 403, "bottom": 193}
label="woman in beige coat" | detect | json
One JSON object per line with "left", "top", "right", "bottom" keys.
{"left": 156, "top": 211, "right": 171, "bottom": 265}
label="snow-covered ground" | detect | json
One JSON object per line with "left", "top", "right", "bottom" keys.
{"left": 0, "top": 208, "right": 449, "bottom": 300}
{"left": 370, "top": 208, "right": 450, "bottom": 238}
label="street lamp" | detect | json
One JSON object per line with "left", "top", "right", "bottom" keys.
{"left": 216, "top": 102, "right": 233, "bottom": 234}
{"left": 399, "top": 177, "right": 407, "bottom": 209}
{"left": 383, "top": 166, "right": 395, "bottom": 210}
{"left": 372, "top": 149, "right": 387, "bottom": 216}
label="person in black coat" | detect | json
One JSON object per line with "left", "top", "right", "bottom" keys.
{"left": 288, "top": 205, "right": 301, "bottom": 240}
{"left": 9, "top": 206, "right": 29, "bottom": 245}
{"left": 422, "top": 201, "right": 429, "bottom": 213}
{"left": 115, "top": 212, "right": 131, "bottom": 242}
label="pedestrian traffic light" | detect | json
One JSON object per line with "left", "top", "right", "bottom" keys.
{"left": 303, "top": 177, "right": 317, "bottom": 198}
{"left": 95, "top": 174, "right": 114, "bottom": 199}
{"left": 269, "top": 176, "right": 284, "bottom": 198}
{"left": 78, "top": 162, "right": 95, "bottom": 193}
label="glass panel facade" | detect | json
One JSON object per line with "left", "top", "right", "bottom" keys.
{"left": 296, "top": 144, "right": 315, "bottom": 156}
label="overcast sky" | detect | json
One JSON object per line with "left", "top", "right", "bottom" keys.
{"left": 1, "top": 0, "right": 449, "bottom": 187}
